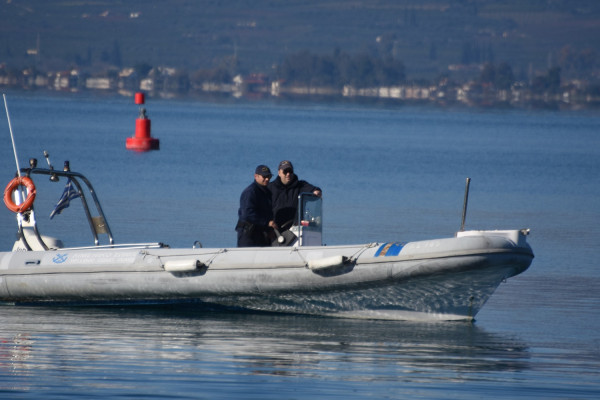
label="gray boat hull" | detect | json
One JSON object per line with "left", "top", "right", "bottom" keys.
{"left": 0, "top": 230, "right": 533, "bottom": 321}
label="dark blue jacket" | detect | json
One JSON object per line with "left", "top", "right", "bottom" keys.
{"left": 269, "top": 175, "right": 320, "bottom": 228}
{"left": 237, "top": 181, "right": 273, "bottom": 229}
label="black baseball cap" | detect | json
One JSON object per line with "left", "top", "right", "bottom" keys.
{"left": 255, "top": 165, "right": 272, "bottom": 177}
{"left": 278, "top": 160, "right": 293, "bottom": 171}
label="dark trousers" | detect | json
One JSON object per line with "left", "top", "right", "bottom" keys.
{"left": 237, "top": 229, "right": 269, "bottom": 247}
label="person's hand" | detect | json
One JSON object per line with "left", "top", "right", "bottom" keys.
{"left": 268, "top": 220, "right": 278, "bottom": 230}
{"left": 313, "top": 189, "right": 322, "bottom": 197}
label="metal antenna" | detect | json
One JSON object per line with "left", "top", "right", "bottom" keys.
{"left": 3, "top": 94, "right": 21, "bottom": 178}
{"left": 460, "top": 177, "right": 471, "bottom": 232}
{"left": 3, "top": 93, "right": 30, "bottom": 247}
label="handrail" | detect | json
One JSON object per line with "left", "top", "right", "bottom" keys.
{"left": 58, "top": 242, "right": 166, "bottom": 251}
{"left": 19, "top": 165, "right": 114, "bottom": 247}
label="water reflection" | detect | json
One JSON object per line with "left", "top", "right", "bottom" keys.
{"left": 0, "top": 305, "right": 530, "bottom": 388}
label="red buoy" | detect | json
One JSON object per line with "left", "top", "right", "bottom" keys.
{"left": 135, "top": 92, "right": 145, "bottom": 105}
{"left": 126, "top": 92, "right": 160, "bottom": 152}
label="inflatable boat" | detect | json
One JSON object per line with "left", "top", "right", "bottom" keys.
{"left": 1, "top": 158, "right": 534, "bottom": 321}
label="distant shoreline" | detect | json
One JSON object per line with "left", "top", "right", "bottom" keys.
{"left": 3, "top": 84, "right": 599, "bottom": 113}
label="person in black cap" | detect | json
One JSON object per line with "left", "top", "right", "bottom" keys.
{"left": 235, "top": 165, "right": 278, "bottom": 247}
{"left": 269, "top": 160, "right": 322, "bottom": 230}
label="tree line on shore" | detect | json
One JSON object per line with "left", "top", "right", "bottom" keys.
{"left": 2, "top": 49, "right": 600, "bottom": 105}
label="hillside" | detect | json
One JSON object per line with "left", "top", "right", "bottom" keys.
{"left": 1, "top": 0, "right": 599, "bottom": 81}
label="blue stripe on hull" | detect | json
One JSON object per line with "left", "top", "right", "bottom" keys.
{"left": 375, "top": 242, "right": 404, "bottom": 257}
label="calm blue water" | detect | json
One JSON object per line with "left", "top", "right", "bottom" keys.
{"left": 1, "top": 91, "right": 599, "bottom": 399}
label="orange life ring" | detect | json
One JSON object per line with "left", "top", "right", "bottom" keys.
{"left": 4, "top": 176, "right": 36, "bottom": 213}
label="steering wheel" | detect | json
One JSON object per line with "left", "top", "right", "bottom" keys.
{"left": 280, "top": 219, "right": 294, "bottom": 231}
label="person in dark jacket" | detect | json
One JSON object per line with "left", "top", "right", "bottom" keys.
{"left": 236, "top": 165, "right": 277, "bottom": 247}
{"left": 268, "top": 160, "right": 321, "bottom": 229}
